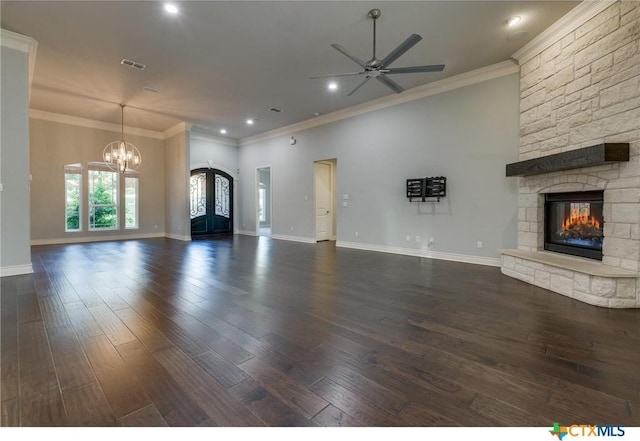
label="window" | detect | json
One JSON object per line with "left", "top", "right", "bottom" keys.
{"left": 65, "top": 164, "right": 82, "bottom": 232}
{"left": 125, "top": 174, "right": 139, "bottom": 229}
{"left": 88, "top": 166, "right": 119, "bottom": 230}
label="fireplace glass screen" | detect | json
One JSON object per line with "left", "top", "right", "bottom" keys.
{"left": 545, "top": 191, "right": 604, "bottom": 260}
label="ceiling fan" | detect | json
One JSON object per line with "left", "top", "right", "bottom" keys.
{"left": 311, "top": 9, "right": 445, "bottom": 96}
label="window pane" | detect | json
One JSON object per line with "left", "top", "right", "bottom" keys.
{"left": 65, "top": 170, "right": 81, "bottom": 231}
{"left": 215, "top": 173, "right": 230, "bottom": 218}
{"left": 89, "top": 169, "right": 118, "bottom": 230}
{"left": 125, "top": 176, "right": 138, "bottom": 229}
{"left": 190, "top": 173, "right": 206, "bottom": 219}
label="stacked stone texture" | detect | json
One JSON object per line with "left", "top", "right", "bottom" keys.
{"left": 503, "top": 1, "right": 640, "bottom": 307}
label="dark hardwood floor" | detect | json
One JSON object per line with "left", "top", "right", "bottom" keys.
{"left": 1, "top": 236, "right": 639, "bottom": 427}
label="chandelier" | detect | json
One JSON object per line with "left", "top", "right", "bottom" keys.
{"left": 103, "top": 104, "right": 141, "bottom": 173}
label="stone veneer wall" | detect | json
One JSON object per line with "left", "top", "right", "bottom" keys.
{"left": 502, "top": 1, "right": 640, "bottom": 307}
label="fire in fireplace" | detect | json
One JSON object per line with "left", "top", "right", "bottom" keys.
{"left": 544, "top": 191, "right": 604, "bottom": 260}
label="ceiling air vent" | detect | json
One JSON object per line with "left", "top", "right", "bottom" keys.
{"left": 269, "top": 107, "right": 282, "bottom": 113}
{"left": 121, "top": 59, "right": 146, "bottom": 70}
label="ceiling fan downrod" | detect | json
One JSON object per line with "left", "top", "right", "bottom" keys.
{"left": 369, "top": 9, "right": 381, "bottom": 61}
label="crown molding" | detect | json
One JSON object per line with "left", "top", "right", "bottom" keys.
{"left": 29, "top": 109, "right": 166, "bottom": 140}
{"left": 2, "top": 29, "right": 39, "bottom": 101}
{"left": 1, "top": 28, "right": 36, "bottom": 53}
{"left": 190, "top": 132, "right": 239, "bottom": 147}
{"left": 163, "top": 122, "right": 193, "bottom": 139}
{"left": 512, "top": 0, "right": 617, "bottom": 64}
{"left": 240, "top": 60, "right": 519, "bottom": 146}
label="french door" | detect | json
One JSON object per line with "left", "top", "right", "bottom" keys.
{"left": 190, "top": 168, "right": 233, "bottom": 235}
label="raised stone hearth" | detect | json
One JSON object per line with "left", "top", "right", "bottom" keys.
{"left": 501, "top": 249, "right": 638, "bottom": 308}
{"left": 502, "top": 1, "right": 640, "bottom": 308}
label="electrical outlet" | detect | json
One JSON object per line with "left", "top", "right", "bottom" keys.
{"left": 428, "top": 237, "right": 434, "bottom": 246}
{"left": 477, "top": 241, "right": 483, "bottom": 249}
{"left": 355, "top": 231, "right": 359, "bottom": 237}
{"left": 343, "top": 201, "right": 348, "bottom": 207}
{"left": 406, "top": 235, "right": 411, "bottom": 242}
{"left": 290, "top": 226, "right": 294, "bottom": 231}
{"left": 415, "top": 236, "right": 421, "bottom": 242}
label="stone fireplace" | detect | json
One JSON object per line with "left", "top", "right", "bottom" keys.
{"left": 500, "top": 1, "right": 640, "bottom": 308}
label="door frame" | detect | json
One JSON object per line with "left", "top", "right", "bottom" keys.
{"left": 314, "top": 159, "right": 337, "bottom": 242}
{"left": 255, "top": 165, "right": 272, "bottom": 236}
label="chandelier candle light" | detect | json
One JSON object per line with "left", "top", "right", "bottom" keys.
{"left": 103, "top": 104, "right": 141, "bottom": 173}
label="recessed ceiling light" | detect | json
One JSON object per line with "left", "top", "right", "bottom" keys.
{"left": 220, "top": 129, "right": 227, "bottom": 135}
{"left": 506, "top": 16, "right": 522, "bottom": 27}
{"left": 164, "top": 3, "right": 179, "bottom": 14}
{"left": 246, "top": 119, "right": 254, "bottom": 125}
{"left": 328, "top": 82, "right": 338, "bottom": 91}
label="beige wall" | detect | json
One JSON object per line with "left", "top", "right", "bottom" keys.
{"left": 164, "top": 130, "right": 190, "bottom": 240}
{"left": 30, "top": 118, "right": 166, "bottom": 243}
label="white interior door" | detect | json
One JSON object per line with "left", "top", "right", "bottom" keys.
{"left": 315, "top": 162, "right": 331, "bottom": 241}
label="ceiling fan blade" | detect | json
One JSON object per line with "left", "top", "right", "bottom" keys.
{"left": 376, "top": 75, "right": 404, "bottom": 94}
{"left": 385, "top": 64, "right": 445, "bottom": 74}
{"left": 331, "top": 43, "right": 366, "bottom": 68}
{"left": 380, "top": 34, "right": 423, "bottom": 68}
{"left": 346, "top": 77, "right": 371, "bottom": 96}
{"left": 310, "top": 71, "right": 365, "bottom": 79}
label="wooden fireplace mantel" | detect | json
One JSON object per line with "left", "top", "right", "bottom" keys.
{"left": 505, "top": 143, "right": 629, "bottom": 177}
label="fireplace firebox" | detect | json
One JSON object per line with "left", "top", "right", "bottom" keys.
{"left": 544, "top": 191, "right": 604, "bottom": 260}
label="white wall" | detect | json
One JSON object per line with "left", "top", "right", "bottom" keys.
{"left": 190, "top": 130, "right": 239, "bottom": 176}
{"left": 238, "top": 73, "right": 520, "bottom": 262}
{"left": 1, "top": 38, "right": 33, "bottom": 276}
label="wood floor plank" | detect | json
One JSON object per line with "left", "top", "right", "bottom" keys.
{"left": 397, "top": 402, "right": 460, "bottom": 426}
{"left": 113, "top": 307, "right": 174, "bottom": 353}
{"left": 38, "top": 295, "right": 72, "bottom": 329}
{"left": 238, "top": 356, "right": 328, "bottom": 419}
{"left": 0, "top": 303, "right": 19, "bottom": 402}
{"left": 193, "top": 350, "right": 250, "bottom": 389}
{"left": 154, "top": 346, "right": 265, "bottom": 426}
{"left": 62, "top": 301, "right": 105, "bottom": 341}
{"left": 81, "top": 334, "right": 151, "bottom": 419}
{"left": 116, "top": 340, "right": 209, "bottom": 426}
{"left": 18, "top": 320, "right": 68, "bottom": 426}
{"left": 18, "top": 292, "right": 42, "bottom": 325}
{"left": 88, "top": 303, "right": 137, "bottom": 346}
{"left": 1, "top": 399, "right": 19, "bottom": 427}
{"left": 311, "top": 404, "right": 363, "bottom": 427}
{"left": 117, "top": 404, "right": 169, "bottom": 427}
{"left": 47, "top": 324, "right": 96, "bottom": 390}
{"left": 62, "top": 382, "right": 116, "bottom": 426}
{"left": 469, "top": 393, "right": 549, "bottom": 426}
{"left": 229, "top": 378, "right": 314, "bottom": 427}
{"left": 308, "top": 377, "right": 399, "bottom": 426}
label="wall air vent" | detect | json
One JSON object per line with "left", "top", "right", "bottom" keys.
{"left": 143, "top": 86, "right": 159, "bottom": 93}
{"left": 121, "top": 59, "right": 146, "bottom": 70}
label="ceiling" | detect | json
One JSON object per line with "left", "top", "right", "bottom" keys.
{"left": 1, "top": 1, "right": 580, "bottom": 139}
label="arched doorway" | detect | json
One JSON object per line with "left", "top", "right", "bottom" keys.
{"left": 190, "top": 168, "right": 233, "bottom": 236}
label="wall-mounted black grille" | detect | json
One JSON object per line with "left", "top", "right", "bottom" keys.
{"left": 406, "top": 177, "right": 446, "bottom": 202}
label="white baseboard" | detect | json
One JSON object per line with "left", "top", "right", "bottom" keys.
{"left": 336, "top": 241, "right": 502, "bottom": 267}
{"left": 1, "top": 263, "right": 34, "bottom": 277}
{"left": 237, "top": 230, "right": 257, "bottom": 236}
{"left": 31, "top": 232, "right": 166, "bottom": 246}
{"left": 270, "top": 234, "right": 316, "bottom": 244}
{"left": 164, "top": 233, "right": 191, "bottom": 241}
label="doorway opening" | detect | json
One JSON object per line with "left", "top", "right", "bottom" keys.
{"left": 190, "top": 168, "right": 233, "bottom": 236}
{"left": 256, "top": 167, "right": 271, "bottom": 237}
{"left": 314, "top": 159, "right": 337, "bottom": 242}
